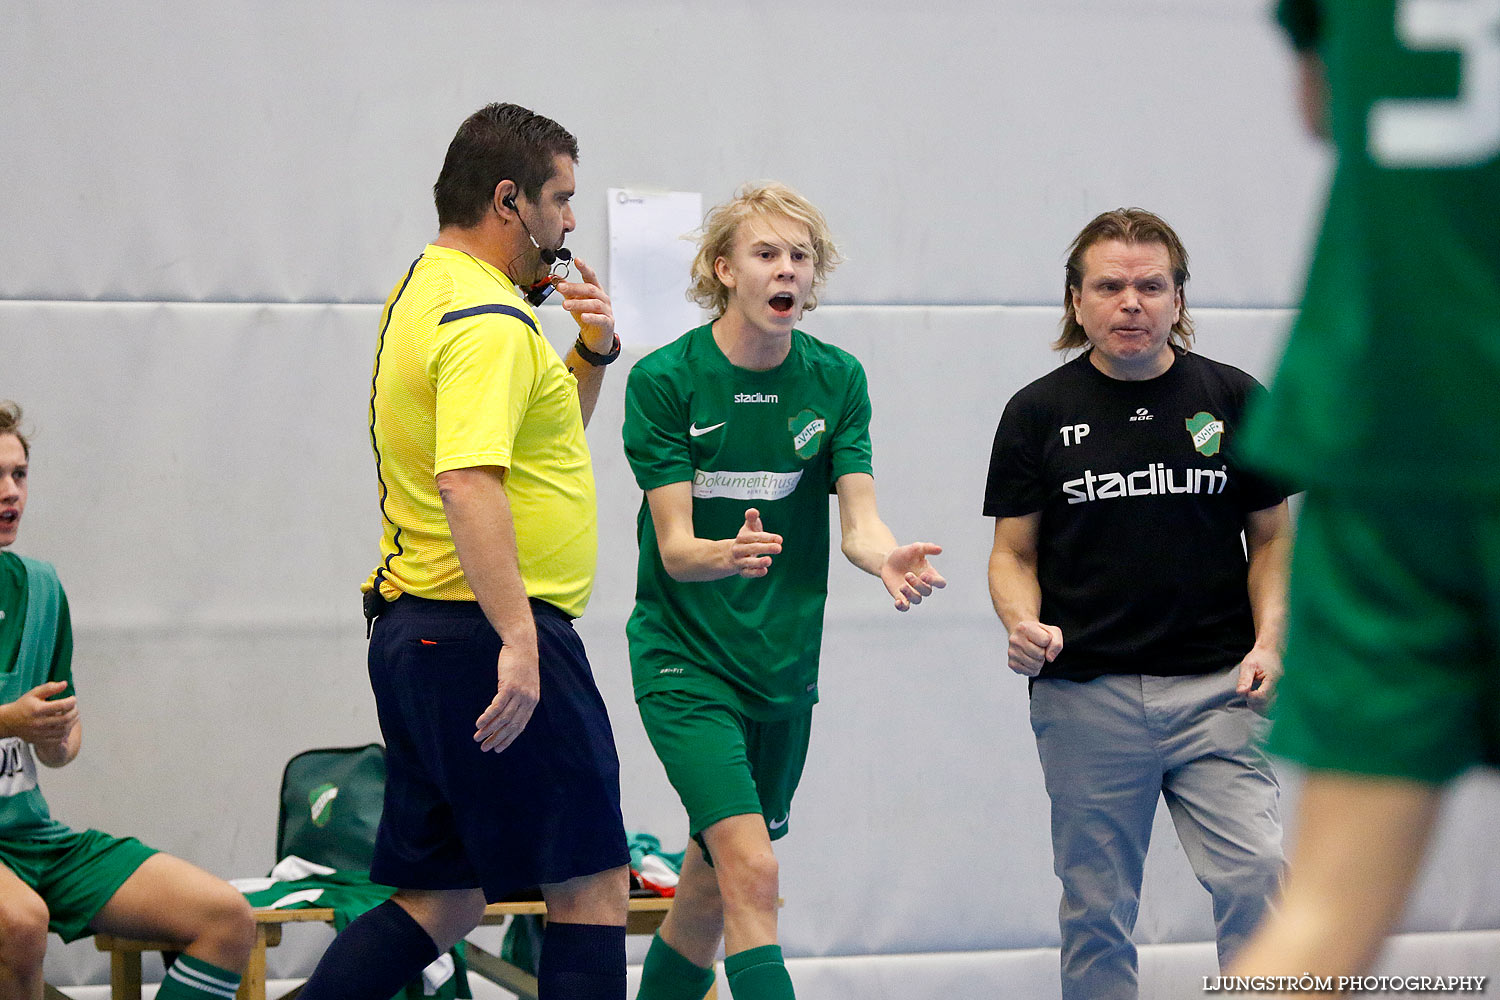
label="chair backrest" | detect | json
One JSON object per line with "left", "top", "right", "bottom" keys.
{"left": 275, "top": 743, "right": 386, "bottom": 872}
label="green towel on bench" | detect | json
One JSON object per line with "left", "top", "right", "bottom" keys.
{"left": 239, "top": 866, "right": 470, "bottom": 1000}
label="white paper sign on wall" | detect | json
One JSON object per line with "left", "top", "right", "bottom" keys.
{"left": 607, "top": 188, "right": 705, "bottom": 350}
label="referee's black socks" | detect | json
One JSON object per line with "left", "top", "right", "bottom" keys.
{"left": 297, "top": 899, "right": 439, "bottom": 1000}
{"left": 539, "top": 921, "right": 626, "bottom": 999}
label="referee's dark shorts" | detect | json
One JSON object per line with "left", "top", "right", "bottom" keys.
{"left": 367, "top": 594, "right": 629, "bottom": 900}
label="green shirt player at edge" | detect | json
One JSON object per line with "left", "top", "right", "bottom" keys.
{"left": 624, "top": 183, "right": 946, "bottom": 1000}
{"left": 0, "top": 402, "right": 256, "bottom": 1000}
{"left": 1228, "top": 0, "right": 1500, "bottom": 992}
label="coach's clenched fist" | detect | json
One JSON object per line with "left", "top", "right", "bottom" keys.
{"left": 1008, "top": 620, "right": 1063, "bottom": 676}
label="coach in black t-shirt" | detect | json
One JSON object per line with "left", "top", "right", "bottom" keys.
{"left": 985, "top": 209, "right": 1290, "bottom": 1000}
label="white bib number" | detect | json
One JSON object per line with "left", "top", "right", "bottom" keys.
{"left": 1370, "top": 0, "right": 1500, "bottom": 166}
{"left": 0, "top": 737, "right": 39, "bottom": 797}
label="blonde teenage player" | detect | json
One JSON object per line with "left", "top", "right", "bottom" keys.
{"left": 624, "top": 183, "right": 945, "bottom": 1000}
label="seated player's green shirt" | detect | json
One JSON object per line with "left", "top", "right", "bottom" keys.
{"left": 1244, "top": 0, "right": 1500, "bottom": 494}
{"left": 623, "top": 325, "right": 874, "bottom": 719}
{"left": 0, "top": 552, "right": 75, "bottom": 837}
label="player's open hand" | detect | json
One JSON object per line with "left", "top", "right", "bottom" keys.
{"left": 729, "top": 508, "right": 782, "bottom": 578}
{"left": 556, "top": 258, "right": 615, "bottom": 354}
{"left": 0, "top": 681, "right": 78, "bottom": 746}
{"left": 880, "top": 542, "right": 946, "bottom": 611}
{"left": 1008, "top": 621, "right": 1062, "bottom": 676}
{"left": 474, "top": 645, "right": 540, "bottom": 753}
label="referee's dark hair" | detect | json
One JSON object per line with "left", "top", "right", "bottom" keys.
{"left": 433, "top": 103, "right": 578, "bottom": 230}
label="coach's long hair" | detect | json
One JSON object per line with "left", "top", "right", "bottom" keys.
{"left": 1055, "top": 207, "right": 1195, "bottom": 352}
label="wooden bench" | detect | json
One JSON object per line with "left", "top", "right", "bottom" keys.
{"left": 94, "top": 896, "right": 716, "bottom": 1000}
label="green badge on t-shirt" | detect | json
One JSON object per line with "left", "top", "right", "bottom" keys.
{"left": 790, "top": 409, "right": 827, "bottom": 459}
{"left": 1187, "top": 411, "right": 1224, "bottom": 457}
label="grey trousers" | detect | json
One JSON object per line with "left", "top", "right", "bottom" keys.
{"left": 1030, "top": 667, "right": 1285, "bottom": 1000}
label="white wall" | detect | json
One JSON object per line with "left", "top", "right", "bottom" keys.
{"left": 4, "top": 2, "right": 1497, "bottom": 997}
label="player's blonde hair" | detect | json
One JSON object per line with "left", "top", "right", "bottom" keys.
{"left": 689, "top": 182, "right": 842, "bottom": 316}
{"left": 1055, "top": 207, "right": 1195, "bottom": 352}
{"left": 0, "top": 401, "right": 29, "bottom": 458}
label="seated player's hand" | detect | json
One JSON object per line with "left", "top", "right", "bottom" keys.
{"left": 1008, "top": 621, "right": 1062, "bottom": 677}
{"left": 32, "top": 732, "right": 74, "bottom": 768}
{"left": 556, "top": 258, "right": 615, "bottom": 354}
{"left": 880, "top": 542, "right": 946, "bottom": 611}
{"left": 729, "top": 508, "right": 782, "bottom": 578}
{"left": 0, "top": 681, "right": 78, "bottom": 746}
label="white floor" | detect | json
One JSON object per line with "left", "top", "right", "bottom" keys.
{"left": 49, "top": 929, "right": 1500, "bottom": 1000}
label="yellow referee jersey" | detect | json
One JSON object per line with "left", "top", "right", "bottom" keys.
{"left": 364, "top": 244, "right": 597, "bottom": 617}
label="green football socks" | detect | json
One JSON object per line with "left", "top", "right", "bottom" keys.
{"left": 637, "top": 932, "right": 717, "bottom": 1000}
{"left": 724, "top": 944, "right": 794, "bottom": 1000}
{"left": 157, "top": 954, "right": 242, "bottom": 1000}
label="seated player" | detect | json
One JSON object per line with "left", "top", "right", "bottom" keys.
{"left": 0, "top": 401, "right": 254, "bottom": 1000}
{"left": 623, "top": 183, "right": 946, "bottom": 1000}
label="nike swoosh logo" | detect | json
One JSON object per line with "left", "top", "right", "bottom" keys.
{"left": 767, "top": 814, "right": 789, "bottom": 830}
{"left": 689, "top": 422, "right": 726, "bottom": 437}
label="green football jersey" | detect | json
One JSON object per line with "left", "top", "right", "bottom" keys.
{"left": 0, "top": 553, "right": 75, "bottom": 836}
{"left": 623, "top": 325, "right": 874, "bottom": 719}
{"left": 1244, "top": 0, "right": 1500, "bottom": 492}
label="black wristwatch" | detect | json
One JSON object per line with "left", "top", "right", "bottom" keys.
{"left": 573, "top": 333, "right": 621, "bottom": 367}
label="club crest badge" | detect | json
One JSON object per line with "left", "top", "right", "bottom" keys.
{"left": 309, "top": 782, "right": 339, "bottom": 827}
{"left": 790, "top": 409, "right": 826, "bottom": 459}
{"left": 1186, "top": 411, "right": 1225, "bottom": 457}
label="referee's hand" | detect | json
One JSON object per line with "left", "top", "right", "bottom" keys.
{"left": 474, "top": 645, "right": 540, "bottom": 753}
{"left": 557, "top": 258, "right": 614, "bottom": 352}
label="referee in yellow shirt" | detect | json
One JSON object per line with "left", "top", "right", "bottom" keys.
{"left": 299, "top": 103, "right": 629, "bottom": 1000}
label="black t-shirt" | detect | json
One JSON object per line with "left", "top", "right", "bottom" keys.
{"left": 983, "top": 349, "right": 1286, "bottom": 681}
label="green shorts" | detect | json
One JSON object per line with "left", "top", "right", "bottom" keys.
{"left": 637, "top": 688, "right": 812, "bottom": 851}
{"left": 1271, "top": 490, "right": 1500, "bottom": 784}
{"left": 0, "top": 825, "right": 157, "bottom": 942}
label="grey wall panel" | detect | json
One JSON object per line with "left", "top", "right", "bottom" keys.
{"left": 6, "top": 301, "right": 378, "bottom": 626}
{"left": 4, "top": 2, "right": 1326, "bottom": 308}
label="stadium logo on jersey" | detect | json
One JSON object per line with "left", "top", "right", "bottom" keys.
{"left": 790, "top": 409, "right": 826, "bottom": 459}
{"left": 309, "top": 782, "right": 339, "bottom": 828}
{"left": 1130, "top": 408, "right": 1154, "bottom": 422}
{"left": 1186, "top": 411, "right": 1224, "bottom": 456}
{"left": 1062, "top": 464, "right": 1229, "bottom": 504}
{"left": 693, "top": 469, "right": 803, "bottom": 501}
{"left": 735, "top": 392, "right": 778, "bottom": 404}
